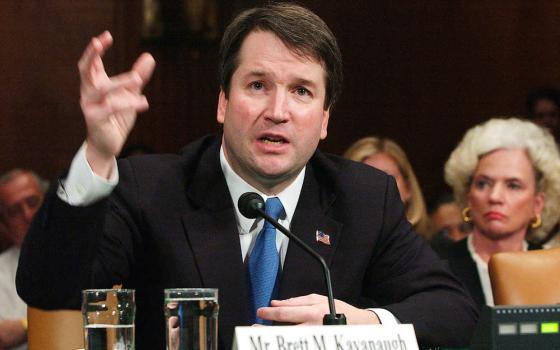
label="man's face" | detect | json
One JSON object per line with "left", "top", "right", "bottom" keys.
{"left": 0, "top": 173, "right": 44, "bottom": 247}
{"left": 430, "top": 202, "right": 470, "bottom": 242}
{"left": 217, "top": 30, "right": 330, "bottom": 194}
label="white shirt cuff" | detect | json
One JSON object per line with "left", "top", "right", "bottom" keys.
{"left": 369, "top": 308, "right": 400, "bottom": 325}
{"left": 57, "top": 142, "right": 118, "bottom": 206}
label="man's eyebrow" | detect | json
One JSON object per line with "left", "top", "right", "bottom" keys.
{"left": 292, "top": 78, "right": 317, "bottom": 88}
{"left": 242, "top": 71, "right": 318, "bottom": 87}
{"left": 244, "top": 70, "right": 268, "bottom": 78}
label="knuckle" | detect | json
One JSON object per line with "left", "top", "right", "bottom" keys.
{"left": 275, "top": 308, "right": 286, "bottom": 320}
{"left": 310, "top": 293, "right": 322, "bottom": 302}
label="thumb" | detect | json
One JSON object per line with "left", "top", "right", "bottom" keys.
{"left": 132, "top": 53, "right": 156, "bottom": 90}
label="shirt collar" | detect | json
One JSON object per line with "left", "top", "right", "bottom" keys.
{"left": 220, "top": 146, "right": 305, "bottom": 234}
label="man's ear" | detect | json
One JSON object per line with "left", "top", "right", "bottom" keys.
{"left": 217, "top": 89, "right": 227, "bottom": 124}
{"left": 320, "top": 109, "right": 330, "bottom": 140}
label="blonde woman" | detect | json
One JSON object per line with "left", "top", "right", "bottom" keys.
{"left": 344, "top": 137, "right": 431, "bottom": 239}
{"left": 443, "top": 117, "right": 560, "bottom": 309}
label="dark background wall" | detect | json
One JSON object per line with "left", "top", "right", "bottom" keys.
{"left": 2, "top": 1, "right": 560, "bottom": 206}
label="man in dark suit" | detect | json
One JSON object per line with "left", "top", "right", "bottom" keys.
{"left": 16, "top": 3, "right": 478, "bottom": 350}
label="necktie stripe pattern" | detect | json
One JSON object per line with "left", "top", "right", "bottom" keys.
{"left": 248, "top": 197, "right": 284, "bottom": 324}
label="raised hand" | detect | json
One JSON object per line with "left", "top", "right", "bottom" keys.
{"left": 256, "top": 294, "right": 380, "bottom": 325}
{"left": 78, "top": 31, "right": 156, "bottom": 177}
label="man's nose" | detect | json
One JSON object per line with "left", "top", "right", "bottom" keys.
{"left": 266, "top": 90, "right": 289, "bottom": 123}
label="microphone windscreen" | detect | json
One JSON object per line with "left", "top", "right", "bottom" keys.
{"left": 238, "top": 192, "right": 265, "bottom": 219}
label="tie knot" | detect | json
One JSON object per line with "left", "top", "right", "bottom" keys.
{"left": 265, "top": 197, "right": 284, "bottom": 221}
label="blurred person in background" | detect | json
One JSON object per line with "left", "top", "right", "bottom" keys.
{"left": 526, "top": 87, "right": 560, "bottom": 245}
{"left": 344, "top": 136, "right": 431, "bottom": 239}
{"left": 429, "top": 193, "right": 472, "bottom": 254}
{"left": 0, "top": 169, "right": 47, "bottom": 350}
{"left": 526, "top": 87, "right": 560, "bottom": 140}
{"left": 443, "top": 118, "right": 560, "bottom": 309}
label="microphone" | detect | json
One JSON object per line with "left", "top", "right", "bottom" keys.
{"left": 238, "top": 192, "right": 346, "bottom": 325}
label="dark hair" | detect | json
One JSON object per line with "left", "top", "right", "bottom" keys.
{"left": 428, "top": 193, "right": 455, "bottom": 215}
{"left": 218, "top": 2, "right": 343, "bottom": 110}
{"left": 526, "top": 87, "right": 560, "bottom": 118}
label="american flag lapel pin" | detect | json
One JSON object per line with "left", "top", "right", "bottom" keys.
{"left": 316, "top": 230, "right": 331, "bottom": 245}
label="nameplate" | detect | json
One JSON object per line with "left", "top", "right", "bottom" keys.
{"left": 233, "top": 324, "right": 418, "bottom": 350}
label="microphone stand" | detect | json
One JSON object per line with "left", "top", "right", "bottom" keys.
{"left": 255, "top": 207, "right": 347, "bottom": 325}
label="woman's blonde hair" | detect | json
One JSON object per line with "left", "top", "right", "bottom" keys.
{"left": 444, "top": 117, "right": 560, "bottom": 242}
{"left": 344, "top": 136, "right": 431, "bottom": 238}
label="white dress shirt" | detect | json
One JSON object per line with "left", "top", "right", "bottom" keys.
{"left": 219, "top": 146, "right": 302, "bottom": 265}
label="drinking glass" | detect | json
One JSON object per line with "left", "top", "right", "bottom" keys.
{"left": 82, "top": 289, "right": 135, "bottom": 350}
{"left": 164, "top": 288, "right": 219, "bottom": 350}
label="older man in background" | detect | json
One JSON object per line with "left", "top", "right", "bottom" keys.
{"left": 0, "top": 169, "right": 46, "bottom": 350}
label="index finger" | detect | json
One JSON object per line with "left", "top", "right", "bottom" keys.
{"left": 257, "top": 305, "right": 322, "bottom": 324}
{"left": 271, "top": 294, "right": 326, "bottom": 307}
{"left": 78, "top": 31, "right": 113, "bottom": 84}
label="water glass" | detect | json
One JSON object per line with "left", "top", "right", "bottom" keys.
{"left": 164, "top": 288, "right": 219, "bottom": 350}
{"left": 82, "top": 289, "right": 135, "bottom": 350}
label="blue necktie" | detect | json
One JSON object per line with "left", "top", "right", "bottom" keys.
{"left": 248, "top": 197, "right": 284, "bottom": 324}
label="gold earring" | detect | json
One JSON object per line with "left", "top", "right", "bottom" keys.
{"left": 462, "top": 207, "right": 472, "bottom": 223}
{"left": 531, "top": 214, "right": 542, "bottom": 229}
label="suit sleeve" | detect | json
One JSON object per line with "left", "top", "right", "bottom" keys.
{"left": 363, "top": 176, "right": 479, "bottom": 348}
{"left": 16, "top": 159, "right": 141, "bottom": 309}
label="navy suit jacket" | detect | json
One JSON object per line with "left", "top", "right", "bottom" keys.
{"left": 17, "top": 135, "right": 478, "bottom": 349}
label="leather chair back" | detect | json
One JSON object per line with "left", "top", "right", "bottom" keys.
{"left": 27, "top": 306, "right": 84, "bottom": 350}
{"left": 489, "top": 247, "right": 560, "bottom": 305}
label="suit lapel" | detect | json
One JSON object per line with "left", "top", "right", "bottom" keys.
{"left": 278, "top": 164, "right": 343, "bottom": 299}
{"left": 180, "top": 139, "right": 250, "bottom": 348}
